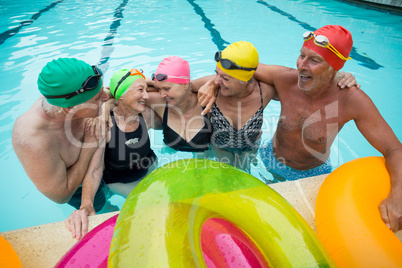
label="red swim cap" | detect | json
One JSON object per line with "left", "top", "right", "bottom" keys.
{"left": 302, "top": 25, "right": 353, "bottom": 71}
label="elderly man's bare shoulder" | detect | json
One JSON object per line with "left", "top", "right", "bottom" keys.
{"left": 338, "top": 85, "right": 375, "bottom": 115}
{"left": 339, "top": 85, "right": 368, "bottom": 102}
{"left": 12, "top": 109, "right": 59, "bottom": 154}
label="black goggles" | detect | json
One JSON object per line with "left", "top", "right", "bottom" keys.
{"left": 44, "top": 66, "right": 102, "bottom": 100}
{"left": 151, "top": 73, "right": 189, "bottom": 82}
{"left": 151, "top": 73, "right": 168, "bottom": 81}
{"left": 214, "top": 51, "right": 257, "bottom": 71}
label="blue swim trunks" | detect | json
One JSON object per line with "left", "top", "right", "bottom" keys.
{"left": 259, "top": 139, "right": 332, "bottom": 182}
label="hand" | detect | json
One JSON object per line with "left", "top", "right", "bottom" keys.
{"left": 83, "top": 119, "right": 101, "bottom": 149}
{"left": 338, "top": 72, "right": 361, "bottom": 89}
{"left": 85, "top": 109, "right": 113, "bottom": 143}
{"left": 103, "top": 86, "right": 113, "bottom": 98}
{"left": 379, "top": 190, "right": 402, "bottom": 232}
{"left": 198, "top": 79, "right": 218, "bottom": 115}
{"left": 65, "top": 205, "right": 96, "bottom": 240}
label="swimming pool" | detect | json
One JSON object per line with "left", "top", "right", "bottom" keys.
{"left": 0, "top": 0, "right": 401, "bottom": 232}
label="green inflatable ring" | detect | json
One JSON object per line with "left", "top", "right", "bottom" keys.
{"left": 109, "top": 159, "right": 334, "bottom": 267}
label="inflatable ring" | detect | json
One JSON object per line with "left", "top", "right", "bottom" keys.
{"left": 109, "top": 159, "right": 335, "bottom": 267}
{"left": 55, "top": 214, "right": 118, "bottom": 267}
{"left": 0, "top": 234, "right": 22, "bottom": 268}
{"left": 315, "top": 157, "right": 402, "bottom": 267}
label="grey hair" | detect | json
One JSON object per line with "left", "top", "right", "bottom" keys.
{"left": 41, "top": 97, "right": 66, "bottom": 115}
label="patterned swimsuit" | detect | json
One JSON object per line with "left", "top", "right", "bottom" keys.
{"left": 210, "top": 81, "right": 264, "bottom": 153}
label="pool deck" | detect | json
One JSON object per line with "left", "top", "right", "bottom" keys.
{"left": 2, "top": 174, "right": 401, "bottom": 267}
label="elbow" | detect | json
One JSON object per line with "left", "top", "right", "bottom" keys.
{"left": 45, "top": 194, "right": 71, "bottom": 204}
{"left": 48, "top": 192, "right": 73, "bottom": 204}
{"left": 384, "top": 146, "right": 402, "bottom": 159}
{"left": 40, "top": 187, "right": 76, "bottom": 204}
{"left": 53, "top": 197, "right": 69, "bottom": 204}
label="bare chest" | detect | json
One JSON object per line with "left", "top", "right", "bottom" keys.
{"left": 58, "top": 127, "right": 86, "bottom": 167}
{"left": 278, "top": 100, "right": 344, "bottom": 143}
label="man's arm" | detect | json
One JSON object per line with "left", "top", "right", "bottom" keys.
{"left": 65, "top": 143, "right": 105, "bottom": 240}
{"left": 13, "top": 133, "right": 98, "bottom": 204}
{"left": 350, "top": 90, "right": 402, "bottom": 232}
{"left": 191, "top": 75, "right": 216, "bottom": 92}
{"left": 254, "top": 64, "right": 285, "bottom": 86}
{"left": 255, "top": 63, "right": 359, "bottom": 91}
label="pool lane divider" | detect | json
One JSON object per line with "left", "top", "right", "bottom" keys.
{"left": 98, "top": 0, "right": 130, "bottom": 72}
{"left": 256, "top": 0, "right": 383, "bottom": 70}
{"left": 186, "top": 0, "right": 230, "bottom": 51}
{"left": 0, "top": 0, "right": 64, "bottom": 46}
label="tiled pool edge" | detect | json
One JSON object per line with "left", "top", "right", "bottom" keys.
{"left": 2, "top": 175, "right": 401, "bottom": 268}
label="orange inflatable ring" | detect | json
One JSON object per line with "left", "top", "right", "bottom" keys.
{"left": 315, "top": 156, "right": 402, "bottom": 267}
{"left": 0, "top": 234, "right": 22, "bottom": 268}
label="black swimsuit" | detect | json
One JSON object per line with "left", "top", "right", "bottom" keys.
{"left": 162, "top": 103, "right": 212, "bottom": 152}
{"left": 103, "top": 110, "right": 156, "bottom": 184}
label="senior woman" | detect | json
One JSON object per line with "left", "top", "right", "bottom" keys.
{"left": 65, "top": 68, "right": 161, "bottom": 240}
{"left": 205, "top": 41, "right": 276, "bottom": 172}
{"left": 146, "top": 56, "right": 213, "bottom": 158}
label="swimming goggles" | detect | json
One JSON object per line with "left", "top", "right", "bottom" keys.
{"left": 303, "top": 31, "right": 351, "bottom": 61}
{"left": 112, "top": 68, "right": 145, "bottom": 97}
{"left": 151, "top": 73, "right": 190, "bottom": 82}
{"left": 44, "top": 66, "right": 102, "bottom": 100}
{"left": 214, "top": 51, "right": 257, "bottom": 71}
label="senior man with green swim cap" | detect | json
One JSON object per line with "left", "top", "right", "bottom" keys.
{"left": 12, "top": 58, "right": 110, "bottom": 237}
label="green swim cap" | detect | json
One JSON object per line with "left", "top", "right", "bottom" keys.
{"left": 37, "top": 58, "right": 102, "bottom": 108}
{"left": 109, "top": 68, "right": 145, "bottom": 101}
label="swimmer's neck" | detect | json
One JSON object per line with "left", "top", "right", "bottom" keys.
{"left": 113, "top": 105, "right": 140, "bottom": 123}
{"left": 222, "top": 79, "right": 257, "bottom": 100}
{"left": 175, "top": 91, "right": 199, "bottom": 113}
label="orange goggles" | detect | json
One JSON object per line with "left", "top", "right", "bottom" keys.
{"left": 113, "top": 68, "right": 145, "bottom": 96}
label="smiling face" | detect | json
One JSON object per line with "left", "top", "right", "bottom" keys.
{"left": 296, "top": 47, "right": 337, "bottom": 93}
{"left": 118, "top": 78, "right": 149, "bottom": 113}
{"left": 214, "top": 67, "right": 247, "bottom": 97}
{"left": 155, "top": 80, "right": 189, "bottom": 106}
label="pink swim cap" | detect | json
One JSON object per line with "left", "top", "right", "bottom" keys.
{"left": 154, "top": 56, "right": 190, "bottom": 84}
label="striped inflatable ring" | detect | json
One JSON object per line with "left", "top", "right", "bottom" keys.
{"left": 109, "top": 159, "right": 335, "bottom": 267}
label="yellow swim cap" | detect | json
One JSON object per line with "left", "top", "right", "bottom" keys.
{"left": 216, "top": 41, "right": 259, "bottom": 82}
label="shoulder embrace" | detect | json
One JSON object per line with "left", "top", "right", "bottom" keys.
{"left": 342, "top": 86, "right": 371, "bottom": 104}
{"left": 341, "top": 87, "right": 377, "bottom": 117}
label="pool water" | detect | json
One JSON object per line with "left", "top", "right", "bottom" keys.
{"left": 0, "top": 0, "right": 401, "bottom": 232}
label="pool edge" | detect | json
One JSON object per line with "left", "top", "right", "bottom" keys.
{"left": 1, "top": 175, "right": 401, "bottom": 268}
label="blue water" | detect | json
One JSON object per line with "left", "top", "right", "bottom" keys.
{"left": 0, "top": 0, "right": 401, "bottom": 232}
